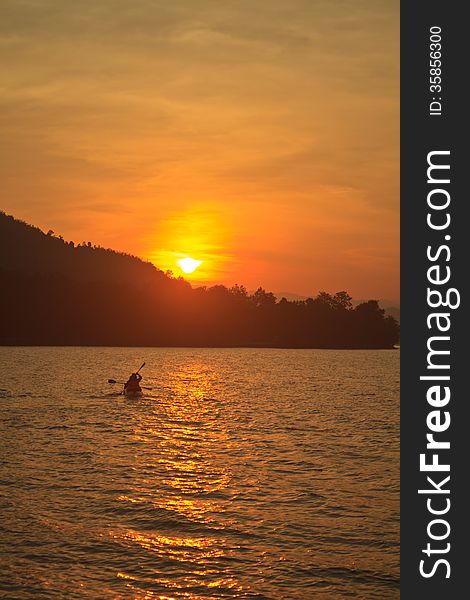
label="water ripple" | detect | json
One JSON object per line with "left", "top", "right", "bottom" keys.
{"left": 0, "top": 347, "right": 399, "bottom": 599}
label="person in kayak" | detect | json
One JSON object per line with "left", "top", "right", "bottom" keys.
{"left": 124, "top": 372, "right": 142, "bottom": 393}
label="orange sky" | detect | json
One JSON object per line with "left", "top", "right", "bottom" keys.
{"left": 0, "top": 0, "right": 399, "bottom": 302}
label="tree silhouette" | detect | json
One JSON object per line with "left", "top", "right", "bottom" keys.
{"left": 0, "top": 211, "right": 399, "bottom": 348}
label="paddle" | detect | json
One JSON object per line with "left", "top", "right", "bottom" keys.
{"left": 107, "top": 379, "right": 152, "bottom": 390}
{"left": 108, "top": 362, "right": 150, "bottom": 389}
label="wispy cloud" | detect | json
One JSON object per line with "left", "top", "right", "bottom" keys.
{"left": 0, "top": 0, "right": 399, "bottom": 300}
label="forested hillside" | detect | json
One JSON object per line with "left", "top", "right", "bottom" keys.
{"left": 0, "top": 212, "right": 399, "bottom": 348}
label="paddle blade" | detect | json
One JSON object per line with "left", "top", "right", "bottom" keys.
{"left": 137, "top": 362, "right": 146, "bottom": 373}
{"left": 108, "top": 379, "right": 117, "bottom": 384}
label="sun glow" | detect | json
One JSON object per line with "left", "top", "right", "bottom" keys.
{"left": 177, "top": 257, "right": 202, "bottom": 274}
{"left": 145, "top": 205, "right": 236, "bottom": 284}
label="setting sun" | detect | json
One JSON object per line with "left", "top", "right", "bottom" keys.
{"left": 178, "top": 257, "right": 202, "bottom": 274}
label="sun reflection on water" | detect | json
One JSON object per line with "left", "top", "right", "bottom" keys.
{"left": 1, "top": 348, "right": 399, "bottom": 598}
{"left": 115, "top": 362, "right": 240, "bottom": 598}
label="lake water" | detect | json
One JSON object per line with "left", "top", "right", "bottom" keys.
{"left": 0, "top": 347, "right": 399, "bottom": 599}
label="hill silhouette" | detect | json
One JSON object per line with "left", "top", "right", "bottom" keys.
{"left": 0, "top": 211, "right": 399, "bottom": 348}
{"left": 0, "top": 211, "right": 163, "bottom": 285}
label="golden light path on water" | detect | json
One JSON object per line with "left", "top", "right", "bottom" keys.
{"left": 0, "top": 347, "right": 399, "bottom": 599}
{"left": 111, "top": 363, "right": 242, "bottom": 597}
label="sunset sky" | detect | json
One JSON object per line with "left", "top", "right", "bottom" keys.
{"left": 1, "top": 0, "right": 399, "bottom": 302}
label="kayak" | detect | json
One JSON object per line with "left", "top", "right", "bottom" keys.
{"left": 124, "top": 386, "right": 142, "bottom": 397}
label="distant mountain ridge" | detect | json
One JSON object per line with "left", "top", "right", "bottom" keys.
{"left": 0, "top": 211, "right": 399, "bottom": 348}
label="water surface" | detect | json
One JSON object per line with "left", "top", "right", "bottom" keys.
{"left": 0, "top": 347, "right": 399, "bottom": 599}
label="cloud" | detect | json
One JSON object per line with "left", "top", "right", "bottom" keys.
{"left": 0, "top": 0, "right": 399, "bottom": 299}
